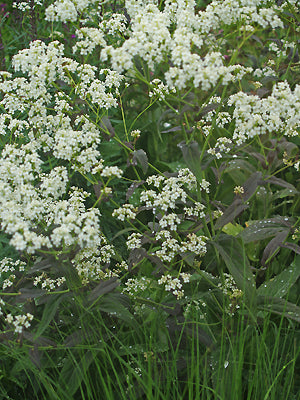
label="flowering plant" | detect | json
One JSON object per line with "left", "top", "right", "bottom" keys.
{"left": 0, "top": 0, "right": 299, "bottom": 398}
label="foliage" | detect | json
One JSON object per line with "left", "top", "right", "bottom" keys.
{"left": 0, "top": 0, "right": 299, "bottom": 398}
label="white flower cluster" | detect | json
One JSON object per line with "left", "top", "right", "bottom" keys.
{"left": 228, "top": 81, "right": 300, "bottom": 145}
{"left": 123, "top": 277, "right": 151, "bottom": 296}
{"left": 149, "top": 79, "right": 176, "bottom": 101}
{"left": 159, "top": 213, "right": 181, "bottom": 231}
{"left": 218, "top": 273, "right": 243, "bottom": 316}
{"left": 208, "top": 137, "right": 232, "bottom": 159}
{"left": 33, "top": 273, "right": 66, "bottom": 291}
{"left": 184, "top": 298, "right": 207, "bottom": 319}
{"left": 184, "top": 202, "right": 206, "bottom": 218}
{"left": 112, "top": 204, "right": 137, "bottom": 221}
{"left": 158, "top": 272, "right": 191, "bottom": 299}
{"left": 45, "top": 0, "right": 99, "bottom": 22}
{"left": 0, "top": 258, "right": 26, "bottom": 290}
{"left": 71, "top": 242, "right": 115, "bottom": 284}
{"left": 141, "top": 169, "right": 197, "bottom": 212}
{"left": 0, "top": 145, "right": 102, "bottom": 253}
{"left": 5, "top": 313, "right": 34, "bottom": 334}
{"left": 126, "top": 233, "right": 143, "bottom": 250}
{"left": 154, "top": 230, "right": 207, "bottom": 263}
{"left": 0, "top": 40, "right": 122, "bottom": 175}
{"left": 73, "top": 14, "right": 127, "bottom": 55}
{"left": 98, "top": 0, "right": 287, "bottom": 90}
{"left": 0, "top": 39, "right": 126, "bottom": 258}
{"left": 13, "top": 0, "right": 43, "bottom": 11}
{"left": 180, "top": 233, "right": 207, "bottom": 255}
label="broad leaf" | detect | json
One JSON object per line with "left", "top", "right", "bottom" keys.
{"left": 257, "top": 296, "right": 300, "bottom": 323}
{"left": 34, "top": 293, "right": 68, "bottom": 339}
{"left": 239, "top": 216, "right": 292, "bottom": 243}
{"left": 87, "top": 278, "right": 119, "bottom": 303}
{"left": 132, "top": 149, "right": 148, "bottom": 173}
{"left": 257, "top": 256, "right": 300, "bottom": 298}
{"left": 212, "top": 235, "right": 256, "bottom": 304}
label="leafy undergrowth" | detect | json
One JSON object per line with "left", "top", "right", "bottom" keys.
{"left": 0, "top": 1, "right": 299, "bottom": 399}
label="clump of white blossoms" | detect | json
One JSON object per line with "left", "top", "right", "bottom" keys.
{"left": 0, "top": 258, "right": 26, "bottom": 290}
{"left": 123, "top": 277, "right": 152, "bottom": 297}
{"left": 45, "top": 0, "right": 99, "bottom": 23}
{"left": 0, "top": 39, "right": 124, "bottom": 259}
{"left": 33, "top": 273, "right": 66, "bottom": 291}
{"left": 158, "top": 272, "right": 191, "bottom": 299}
{"left": 73, "top": 13, "right": 127, "bottom": 55}
{"left": 97, "top": 0, "right": 287, "bottom": 90}
{"left": 149, "top": 79, "right": 176, "bottom": 101}
{"left": 218, "top": 273, "right": 243, "bottom": 316}
{"left": 113, "top": 169, "right": 209, "bottom": 265}
{"left": 71, "top": 241, "right": 116, "bottom": 284}
{"left": 206, "top": 81, "right": 300, "bottom": 158}
{"left": 0, "top": 40, "right": 123, "bottom": 174}
{"left": 5, "top": 313, "right": 34, "bottom": 334}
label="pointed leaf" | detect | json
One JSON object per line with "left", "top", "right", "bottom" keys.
{"left": 59, "top": 351, "right": 95, "bottom": 396}
{"left": 87, "top": 278, "right": 119, "bottom": 303}
{"left": 100, "top": 116, "right": 115, "bottom": 140}
{"left": 215, "top": 172, "right": 262, "bottom": 229}
{"left": 97, "top": 292, "right": 138, "bottom": 328}
{"left": 280, "top": 242, "right": 300, "bottom": 255}
{"left": 239, "top": 216, "right": 292, "bottom": 243}
{"left": 132, "top": 149, "right": 148, "bottom": 173}
{"left": 261, "top": 229, "right": 289, "bottom": 266}
{"left": 215, "top": 199, "right": 248, "bottom": 229}
{"left": 257, "top": 296, "right": 300, "bottom": 323}
{"left": 178, "top": 141, "right": 202, "bottom": 182}
{"left": 126, "top": 180, "right": 144, "bottom": 201}
{"left": 34, "top": 293, "right": 67, "bottom": 339}
{"left": 257, "top": 256, "right": 300, "bottom": 298}
{"left": 212, "top": 235, "right": 256, "bottom": 303}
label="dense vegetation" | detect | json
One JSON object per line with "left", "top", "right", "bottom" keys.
{"left": 0, "top": 1, "right": 299, "bottom": 399}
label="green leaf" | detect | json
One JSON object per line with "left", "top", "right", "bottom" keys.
{"left": 239, "top": 216, "right": 292, "bottom": 243}
{"left": 97, "top": 292, "right": 138, "bottom": 329}
{"left": 34, "top": 293, "right": 68, "bottom": 339}
{"left": 257, "top": 255, "right": 300, "bottom": 298}
{"left": 222, "top": 223, "right": 244, "bottom": 237}
{"left": 212, "top": 235, "right": 256, "bottom": 304}
{"left": 87, "top": 278, "right": 120, "bottom": 303}
{"left": 132, "top": 149, "right": 148, "bottom": 173}
{"left": 257, "top": 296, "right": 300, "bottom": 323}
{"left": 59, "top": 351, "right": 96, "bottom": 396}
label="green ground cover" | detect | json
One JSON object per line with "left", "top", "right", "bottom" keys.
{"left": 0, "top": 0, "right": 299, "bottom": 398}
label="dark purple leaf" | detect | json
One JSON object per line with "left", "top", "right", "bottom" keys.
{"left": 257, "top": 296, "right": 300, "bottom": 323}
{"left": 239, "top": 216, "right": 293, "bottom": 243}
{"left": 261, "top": 229, "right": 289, "bottom": 266}
{"left": 132, "top": 149, "right": 148, "bottom": 173}
{"left": 17, "top": 288, "right": 46, "bottom": 301}
{"left": 265, "top": 175, "right": 298, "bottom": 191}
{"left": 93, "top": 182, "right": 103, "bottom": 199}
{"left": 23, "top": 331, "right": 56, "bottom": 347}
{"left": 280, "top": 242, "right": 300, "bottom": 255}
{"left": 100, "top": 116, "right": 115, "bottom": 141}
{"left": 215, "top": 198, "right": 248, "bottom": 229}
{"left": 126, "top": 180, "right": 145, "bottom": 201}
{"left": 212, "top": 235, "right": 256, "bottom": 303}
{"left": 29, "top": 345, "right": 41, "bottom": 369}
{"left": 88, "top": 278, "right": 119, "bottom": 303}
{"left": 128, "top": 247, "right": 147, "bottom": 269}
